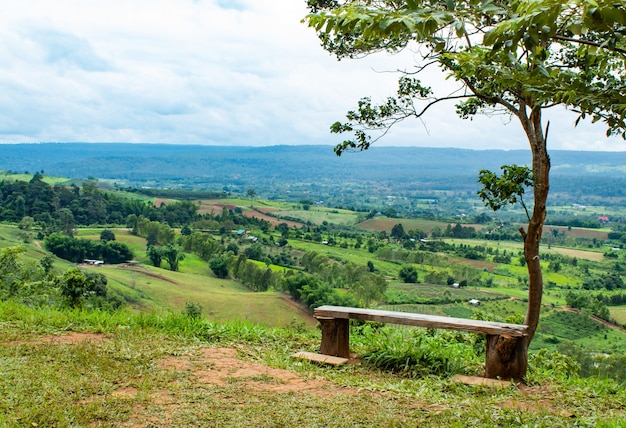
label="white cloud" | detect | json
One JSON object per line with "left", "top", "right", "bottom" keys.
{"left": 0, "top": 0, "right": 622, "bottom": 150}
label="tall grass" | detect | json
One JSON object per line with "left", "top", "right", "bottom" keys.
{"left": 0, "top": 299, "right": 317, "bottom": 348}
{"left": 351, "top": 323, "right": 483, "bottom": 377}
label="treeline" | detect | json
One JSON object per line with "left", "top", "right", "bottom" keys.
{"left": 0, "top": 173, "right": 203, "bottom": 228}
{"left": 44, "top": 232, "right": 133, "bottom": 264}
{"left": 0, "top": 174, "right": 280, "bottom": 236}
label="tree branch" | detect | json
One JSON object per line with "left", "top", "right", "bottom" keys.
{"left": 553, "top": 35, "right": 626, "bottom": 56}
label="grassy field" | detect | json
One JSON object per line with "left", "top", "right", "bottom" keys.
{"left": 358, "top": 217, "right": 455, "bottom": 233}
{"left": 385, "top": 283, "right": 508, "bottom": 304}
{"left": 610, "top": 305, "right": 626, "bottom": 326}
{"left": 274, "top": 206, "right": 360, "bottom": 226}
{"left": 287, "top": 239, "right": 403, "bottom": 276}
{"left": 1, "top": 302, "right": 625, "bottom": 427}
{"left": 96, "top": 264, "right": 316, "bottom": 327}
{"left": 0, "top": 171, "right": 72, "bottom": 185}
{"left": 0, "top": 225, "right": 316, "bottom": 328}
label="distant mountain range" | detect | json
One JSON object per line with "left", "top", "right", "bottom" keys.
{"left": 1, "top": 143, "right": 625, "bottom": 201}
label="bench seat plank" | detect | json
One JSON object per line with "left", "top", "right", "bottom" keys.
{"left": 314, "top": 305, "right": 528, "bottom": 337}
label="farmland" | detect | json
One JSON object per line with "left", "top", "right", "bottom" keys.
{"left": 0, "top": 154, "right": 625, "bottom": 389}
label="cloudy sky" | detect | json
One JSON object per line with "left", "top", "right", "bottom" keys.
{"left": 0, "top": 0, "right": 623, "bottom": 151}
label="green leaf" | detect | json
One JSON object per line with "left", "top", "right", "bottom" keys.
{"left": 568, "top": 23, "right": 582, "bottom": 35}
{"left": 405, "top": 0, "right": 417, "bottom": 10}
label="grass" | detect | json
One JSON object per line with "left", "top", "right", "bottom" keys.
{"left": 95, "top": 264, "right": 316, "bottom": 327}
{"left": 358, "top": 218, "right": 455, "bottom": 233}
{"left": 0, "top": 171, "right": 72, "bottom": 185}
{"left": 274, "top": 207, "right": 360, "bottom": 225}
{"left": 43, "top": 227, "right": 314, "bottom": 327}
{"left": 385, "top": 283, "right": 507, "bottom": 305}
{"left": 610, "top": 305, "right": 626, "bottom": 326}
{"left": 288, "top": 240, "right": 402, "bottom": 276}
{"left": 0, "top": 301, "right": 625, "bottom": 427}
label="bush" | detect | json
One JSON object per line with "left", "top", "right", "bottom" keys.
{"left": 59, "top": 267, "right": 108, "bottom": 308}
{"left": 209, "top": 255, "right": 230, "bottom": 278}
{"left": 100, "top": 229, "right": 116, "bottom": 242}
{"left": 398, "top": 265, "right": 418, "bottom": 283}
{"left": 184, "top": 301, "right": 203, "bottom": 319}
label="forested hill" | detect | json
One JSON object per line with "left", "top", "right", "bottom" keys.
{"left": 1, "top": 143, "right": 625, "bottom": 199}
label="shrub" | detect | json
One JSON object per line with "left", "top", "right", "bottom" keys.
{"left": 209, "top": 254, "right": 230, "bottom": 278}
{"left": 398, "top": 265, "right": 418, "bottom": 283}
{"left": 184, "top": 301, "right": 203, "bottom": 319}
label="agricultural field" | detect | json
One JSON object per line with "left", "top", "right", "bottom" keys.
{"left": 610, "top": 305, "right": 626, "bottom": 326}
{"left": 274, "top": 206, "right": 360, "bottom": 226}
{"left": 287, "top": 239, "right": 402, "bottom": 276}
{"left": 358, "top": 217, "right": 459, "bottom": 233}
{"left": 385, "top": 283, "right": 508, "bottom": 305}
{"left": 1, "top": 174, "right": 625, "bottom": 367}
{"left": 0, "top": 170, "right": 71, "bottom": 185}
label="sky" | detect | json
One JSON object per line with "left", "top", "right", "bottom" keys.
{"left": 0, "top": 0, "right": 623, "bottom": 151}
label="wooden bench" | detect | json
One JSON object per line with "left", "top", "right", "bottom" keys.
{"left": 313, "top": 305, "right": 529, "bottom": 379}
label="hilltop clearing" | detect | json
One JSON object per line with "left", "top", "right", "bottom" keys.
{"left": 1, "top": 306, "right": 624, "bottom": 427}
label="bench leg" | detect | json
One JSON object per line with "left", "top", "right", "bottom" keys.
{"left": 317, "top": 317, "right": 350, "bottom": 358}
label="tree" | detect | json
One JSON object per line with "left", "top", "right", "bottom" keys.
{"left": 162, "top": 244, "right": 185, "bottom": 272}
{"left": 350, "top": 272, "right": 388, "bottom": 306}
{"left": 209, "top": 254, "right": 230, "bottom": 278}
{"left": 56, "top": 208, "right": 75, "bottom": 236}
{"left": 59, "top": 267, "right": 107, "bottom": 308}
{"left": 306, "top": 0, "right": 625, "bottom": 380}
{"left": 399, "top": 265, "right": 418, "bottom": 283}
{"left": 390, "top": 223, "right": 406, "bottom": 240}
{"left": 147, "top": 245, "right": 163, "bottom": 268}
{"left": 247, "top": 188, "right": 256, "bottom": 207}
{"left": 100, "top": 229, "right": 116, "bottom": 242}
{"left": 276, "top": 222, "right": 291, "bottom": 238}
{"left": 40, "top": 253, "right": 55, "bottom": 275}
{"left": 18, "top": 216, "right": 35, "bottom": 231}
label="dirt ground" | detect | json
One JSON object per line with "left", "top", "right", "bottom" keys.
{"left": 14, "top": 332, "right": 573, "bottom": 426}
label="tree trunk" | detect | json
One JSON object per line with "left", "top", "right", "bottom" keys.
{"left": 484, "top": 335, "right": 528, "bottom": 380}
{"left": 522, "top": 107, "right": 550, "bottom": 343}
{"left": 484, "top": 104, "right": 549, "bottom": 381}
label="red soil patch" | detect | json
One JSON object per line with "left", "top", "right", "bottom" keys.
{"left": 197, "top": 203, "right": 232, "bottom": 215}
{"left": 5, "top": 332, "right": 110, "bottom": 347}
{"left": 253, "top": 207, "right": 279, "bottom": 214}
{"left": 159, "top": 347, "right": 356, "bottom": 397}
{"left": 118, "top": 264, "right": 180, "bottom": 285}
{"left": 544, "top": 226, "right": 608, "bottom": 240}
{"left": 42, "top": 332, "right": 109, "bottom": 344}
{"left": 241, "top": 209, "right": 301, "bottom": 228}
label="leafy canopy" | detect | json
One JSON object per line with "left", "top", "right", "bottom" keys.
{"left": 306, "top": 0, "right": 626, "bottom": 154}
